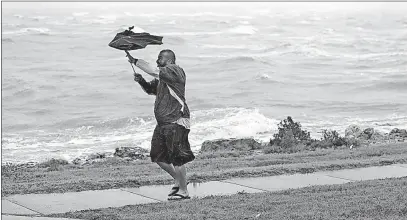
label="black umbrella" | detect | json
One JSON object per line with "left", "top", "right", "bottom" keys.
{"left": 109, "top": 26, "right": 163, "bottom": 72}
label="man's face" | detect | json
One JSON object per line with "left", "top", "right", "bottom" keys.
{"left": 156, "top": 52, "right": 168, "bottom": 67}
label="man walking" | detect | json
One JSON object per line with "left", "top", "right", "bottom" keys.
{"left": 127, "top": 50, "right": 195, "bottom": 200}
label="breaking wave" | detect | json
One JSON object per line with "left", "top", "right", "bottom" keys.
{"left": 1, "top": 108, "right": 278, "bottom": 164}
{"left": 3, "top": 28, "right": 52, "bottom": 36}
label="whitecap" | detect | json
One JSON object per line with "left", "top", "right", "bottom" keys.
{"left": 200, "top": 44, "right": 267, "bottom": 51}
{"left": 256, "top": 73, "right": 271, "bottom": 80}
{"left": 32, "top": 16, "right": 49, "bottom": 21}
{"left": 161, "top": 31, "right": 222, "bottom": 36}
{"left": 124, "top": 12, "right": 135, "bottom": 16}
{"left": 46, "top": 21, "right": 66, "bottom": 26}
{"left": 72, "top": 12, "right": 89, "bottom": 17}
{"left": 239, "top": 21, "right": 250, "bottom": 25}
{"left": 228, "top": 25, "right": 258, "bottom": 35}
{"left": 3, "top": 27, "right": 51, "bottom": 36}
{"left": 188, "top": 108, "right": 278, "bottom": 148}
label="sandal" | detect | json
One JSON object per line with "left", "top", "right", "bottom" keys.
{"left": 168, "top": 182, "right": 190, "bottom": 196}
{"left": 168, "top": 193, "right": 191, "bottom": 200}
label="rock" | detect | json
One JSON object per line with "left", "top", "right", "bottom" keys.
{"left": 363, "top": 128, "right": 375, "bottom": 138}
{"left": 390, "top": 128, "right": 407, "bottom": 137}
{"left": 87, "top": 152, "right": 107, "bottom": 160}
{"left": 72, "top": 158, "right": 83, "bottom": 165}
{"left": 389, "top": 128, "right": 407, "bottom": 142}
{"left": 370, "top": 131, "right": 387, "bottom": 143}
{"left": 345, "top": 125, "right": 362, "bottom": 139}
{"left": 72, "top": 152, "right": 113, "bottom": 165}
{"left": 201, "top": 138, "right": 263, "bottom": 152}
{"left": 358, "top": 128, "right": 375, "bottom": 140}
{"left": 114, "top": 147, "right": 149, "bottom": 160}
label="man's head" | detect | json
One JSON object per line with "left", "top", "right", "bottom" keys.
{"left": 156, "top": 49, "right": 176, "bottom": 67}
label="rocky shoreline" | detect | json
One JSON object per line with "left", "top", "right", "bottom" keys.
{"left": 3, "top": 125, "right": 407, "bottom": 169}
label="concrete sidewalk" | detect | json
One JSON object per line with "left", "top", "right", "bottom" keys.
{"left": 2, "top": 164, "right": 407, "bottom": 219}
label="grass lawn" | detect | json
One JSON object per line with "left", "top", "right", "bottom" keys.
{"left": 2, "top": 142, "right": 407, "bottom": 196}
{"left": 49, "top": 177, "right": 407, "bottom": 220}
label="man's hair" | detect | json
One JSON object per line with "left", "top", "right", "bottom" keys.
{"left": 160, "top": 49, "right": 176, "bottom": 63}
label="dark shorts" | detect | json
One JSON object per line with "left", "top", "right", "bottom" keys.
{"left": 150, "top": 123, "right": 195, "bottom": 166}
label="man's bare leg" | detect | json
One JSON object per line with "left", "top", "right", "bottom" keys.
{"left": 156, "top": 162, "right": 179, "bottom": 187}
{"left": 174, "top": 165, "right": 188, "bottom": 196}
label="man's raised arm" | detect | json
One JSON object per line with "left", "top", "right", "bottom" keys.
{"left": 127, "top": 53, "right": 159, "bottom": 78}
{"left": 135, "top": 59, "right": 159, "bottom": 78}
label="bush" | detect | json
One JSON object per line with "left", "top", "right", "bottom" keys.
{"left": 266, "top": 117, "right": 312, "bottom": 154}
{"left": 38, "top": 158, "right": 69, "bottom": 169}
{"left": 266, "top": 117, "right": 363, "bottom": 154}
{"left": 307, "top": 130, "right": 362, "bottom": 150}
{"left": 271, "top": 116, "right": 311, "bottom": 146}
{"left": 322, "top": 129, "right": 347, "bottom": 147}
{"left": 269, "top": 117, "right": 311, "bottom": 145}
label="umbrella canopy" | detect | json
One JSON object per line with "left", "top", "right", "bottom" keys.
{"left": 108, "top": 26, "right": 163, "bottom": 51}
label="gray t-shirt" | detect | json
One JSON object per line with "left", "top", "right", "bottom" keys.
{"left": 138, "top": 64, "right": 190, "bottom": 125}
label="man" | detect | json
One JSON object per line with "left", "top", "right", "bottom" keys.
{"left": 127, "top": 50, "right": 195, "bottom": 200}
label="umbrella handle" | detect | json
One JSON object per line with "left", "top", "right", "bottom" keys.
{"left": 129, "top": 62, "right": 136, "bottom": 74}
{"left": 125, "top": 50, "right": 136, "bottom": 74}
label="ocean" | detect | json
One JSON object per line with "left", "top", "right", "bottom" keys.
{"left": 2, "top": 2, "right": 407, "bottom": 164}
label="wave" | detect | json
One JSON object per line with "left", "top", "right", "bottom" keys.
{"left": 239, "top": 21, "right": 251, "bottom": 25}
{"left": 170, "top": 12, "right": 234, "bottom": 17}
{"left": 161, "top": 25, "right": 258, "bottom": 37}
{"left": 200, "top": 44, "right": 266, "bottom": 51}
{"left": 3, "top": 28, "right": 52, "bottom": 36}
{"left": 228, "top": 25, "right": 258, "bottom": 35}
{"left": 31, "top": 16, "right": 49, "bottom": 21}
{"left": 123, "top": 12, "right": 135, "bottom": 17}
{"left": 355, "top": 80, "right": 407, "bottom": 91}
{"left": 46, "top": 20, "right": 66, "bottom": 26}
{"left": 1, "top": 108, "right": 278, "bottom": 164}
{"left": 110, "top": 26, "right": 145, "bottom": 34}
{"left": 84, "top": 15, "right": 117, "bottom": 24}
{"left": 211, "top": 56, "right": 274, "bottom": 68}
{"left": 3, "top": 106, "right": 407, "bottom": 164}
{"left": 72, "top": 12, "right": 89, "bottom": 17}
{"left": 255, "top": 73, "right": 272, "bottom": 80}
{"left": 160, "top": 31, "right": 222, "bottom": 36}
{"left": 2, "top": 38, "right": 14, "bottom": 43}
{"left": 3, "top": 23, "right": 27, "bottom": 28}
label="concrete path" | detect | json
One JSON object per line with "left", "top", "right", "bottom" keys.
{"left": 2, "top": 164, "right": 407, "bottom": 219}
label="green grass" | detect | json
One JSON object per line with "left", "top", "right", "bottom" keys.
{"left": 49, "top": 177, "right": 407, "bottom": 220}
{"left": 2, "top": 143, "right": 407, "bottom": 196}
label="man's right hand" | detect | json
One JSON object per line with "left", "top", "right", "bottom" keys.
{"left": 126, "top": 52, "right": 138, "bottom": 65}
{"left": 134, "top": 73, "right": 143, "bottom": 82}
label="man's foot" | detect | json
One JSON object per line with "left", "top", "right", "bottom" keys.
{"left": 168, "top": 186, "right": 179, "bottom": 196}
{"left": 168, "top": 181, "right": 190, "bottom": 196}
{"left": 168, "top": 191, "right": 190, "bottom": 200}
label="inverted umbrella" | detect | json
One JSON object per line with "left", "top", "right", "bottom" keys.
{"left": 108, "top": 26, "right": 163, "bottom": 72}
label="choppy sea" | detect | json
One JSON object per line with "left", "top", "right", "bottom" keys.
{"left": 2, "top": 2, "right": 407, "bottom": 164}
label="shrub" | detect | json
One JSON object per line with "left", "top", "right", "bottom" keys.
{"left": 307, "top": 130, "right": 362, "bottom": 150}
{"left": 266, "top": 117, "right": 363, "bottom": 154}
{"left": 271, "top": 116, "right": 311, "bottom": 146}
{"left": 322, "top": 129, "right": 347, "bottom": 147}
{"left": 38, "top": 158, "right": 69, "bottom": 168}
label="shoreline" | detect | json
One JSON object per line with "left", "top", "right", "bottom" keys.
{"left": 2, "top": 123, "right": 406, "bottom": 166}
